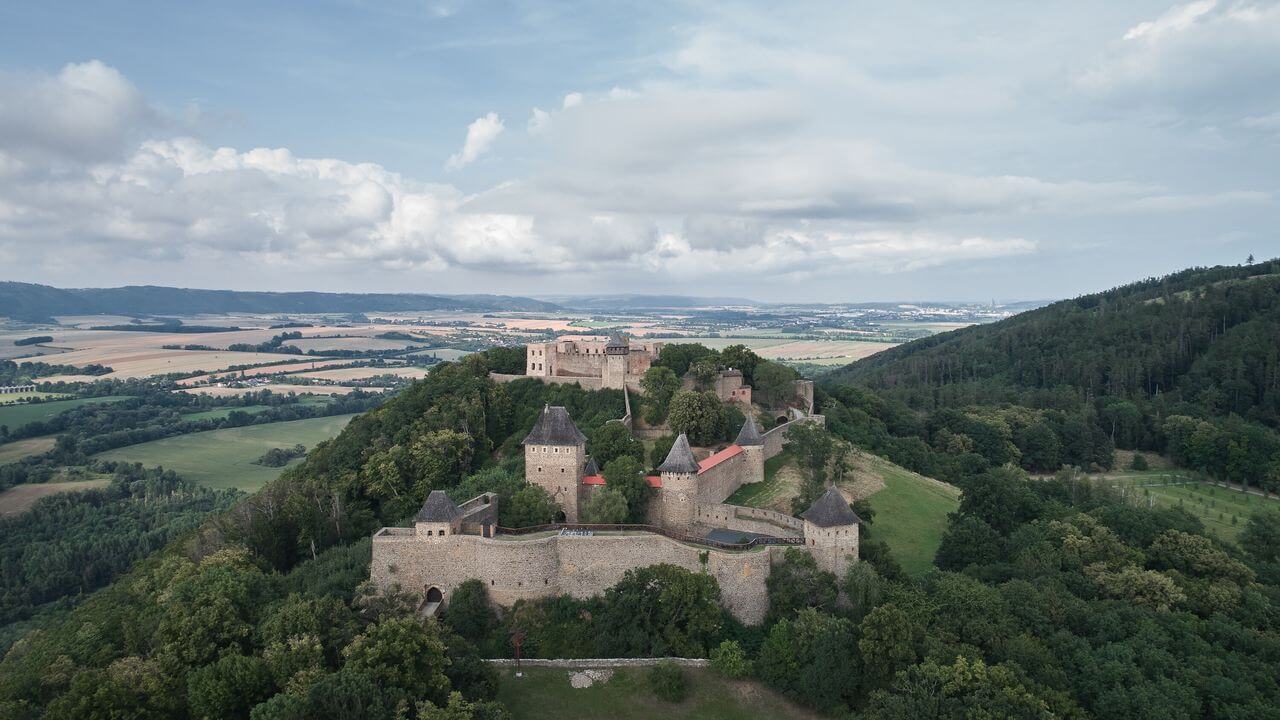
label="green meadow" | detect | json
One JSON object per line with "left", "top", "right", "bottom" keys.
{"left": 0, "top": 395, "right": 130, "bottom": 433}
{"left": 95, "top": 414, "right": 357, "bottom": 491}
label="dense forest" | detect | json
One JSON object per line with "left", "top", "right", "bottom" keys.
{"left": 0, "top": 465, "right": 242, "bottom": 649}
{"left": 825, "top": 260, "right": 1280, "bottom": 490}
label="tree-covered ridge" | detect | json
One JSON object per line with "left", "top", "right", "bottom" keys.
{"left": 831, "top": 259, "right": 1280, "bottom": 418}
{"left": 0, "top": 465, "right": 242, "bottom": 643}
{"left": 824, "top": 259, "right": 1280, "bottom": 489}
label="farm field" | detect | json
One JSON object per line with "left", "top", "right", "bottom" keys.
{"left": 1095, "top": 470, "right": 1278, "bottom": 544}
{"left": 293, "top": 366, "right": 431, "bottom": 382}
{"left": 0, "top": 479, "right": 111, "bottom": 518}
{"left": 0, "top": 395, "right": 130, "bottom": 432}
{"left": 94, "top": 414, "right": 358, "bottom": 491}
{"left": 179, "top": 384, "right": 374, "bottom": 398}
{"left": 495, "top": 666, "right": 820, "bottom": 720}
{"left": 0, "top": 436, "right": 57, "bottom": 464}
{"left": 177, "top": 359, "right": 359, "bottom": 386}
{"left": 0, "top": 391, "right": 69, "bottom": 404}
{"left": 16, "top": 346, "right": 305, "bottom": 379}
{"left": 664, "top": 336, "right": 897, "bottom": 365}
{"left": 284, "top": 336, "right": 425, "bottom": 353}
{"left": 180, "top": 404, "right": 274, "bottom": 422}
{"left": 406, "top": 348, "right": 471, "bottom": 361}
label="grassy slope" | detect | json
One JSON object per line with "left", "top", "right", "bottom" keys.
{"left": 0, "top": 396, "right": 129, "bottom": 432}
{"left": 495, "top": 667, "right": 819, "bottom": 720}
{"left": 0, "top": 436, "right": 56, "bottom": 464}
{"left": 861, "top": 453, "right": 960, "bottom": 575}
{"left": 726, "top": 449, "right": 960, "bottom": 576}
{"left": 95, "top": 414, "right": 357, "bottom": 491}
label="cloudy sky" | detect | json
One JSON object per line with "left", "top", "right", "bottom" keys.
{"left": 0, "top": 1, "right": 1277, "bottom": 302}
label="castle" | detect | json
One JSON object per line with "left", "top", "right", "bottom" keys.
{"left": 525, "top": 331, "right": 661, "bottom": 390}
{"left": 370, "top": 405, "right": 859, "bottom": 624}
{"left": 498, "top": 331, "right": 815, "bottom": 414}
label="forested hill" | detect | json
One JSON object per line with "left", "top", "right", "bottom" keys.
{"left": 0, "top": 282, "right": 561, "bottom": 321}
{"left": 830, "top": 260, "right": 1280, "bottom": 422}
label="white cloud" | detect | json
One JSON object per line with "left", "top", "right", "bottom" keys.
{"left": 445, "top": 112, "right": 504, "bottom": 170}
{"left": 562, "top": 92, "right": 583, "bottom": 109}
{"left": 527, "top": 107, "right": 551, "bottom": 135}
{"left": 1073, "top": 0, "right": 1280, "bottom": 123}
{"left": 0, "top": 60, "right": 156, "bottom": 162}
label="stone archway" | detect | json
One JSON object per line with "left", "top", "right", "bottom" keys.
{"left": 555, "top": 509, "right": 567, "bottom": 523}
{"left": 776, "top": 415, "right": 789, "bottom": 426}
{"left": 425, "top": 586, "right": 443, "bottom": 603}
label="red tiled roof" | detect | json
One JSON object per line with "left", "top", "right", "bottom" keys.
{"left": 698, "top": 444, "right": 743, "bottom": 474}
{"left": 585, "top": 474, "right": 664, "bottom": 488}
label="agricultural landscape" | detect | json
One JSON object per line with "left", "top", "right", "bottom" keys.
{"left": 3, "top": 3, "right": 1280, "bottom": 717}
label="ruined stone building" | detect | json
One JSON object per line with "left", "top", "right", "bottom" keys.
{"left": 524, "top": 331, "right": 662, "bottom": 390}
{"left": 371, "top": 405, "right": 858, "bottom": 624}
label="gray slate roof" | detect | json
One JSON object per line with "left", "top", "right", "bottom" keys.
{"left": 522, "top": 404, "right": 587, "bottom": 445}
{"left": 658, "top": 433, "right": 700, "bottom": 474}
{"left": 800, "top": 487, "right": 861, "bottom": 527}
{"left": 734, "top": 416, "right": 763, "bottom": 446}
{"left": 606, "top": 330, "right": 628, "bottom": 349}
{"left": 584, "top": 457, "right": 600, "bottom": 476}
{"left": 415, "top": 490, "right": 461, "bottom": 523}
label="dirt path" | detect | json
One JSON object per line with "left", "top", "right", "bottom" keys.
{"left": 0, "top": 479, "right": 110, "bottom": 518}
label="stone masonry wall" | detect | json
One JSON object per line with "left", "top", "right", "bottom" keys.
{"left": 695, "top": 450, "right": 753, "bottom": 506}
{"left": 490, "top": 372, "right": 605, "bottom": 391}
{"left": 761, "top": 414, "right": 826, "bottom": 460}
{"left": 695, "top": 503, "right": 804, "bottom": 538}
{"left": 371, "top": 531, "right": 777, "bottom": 624}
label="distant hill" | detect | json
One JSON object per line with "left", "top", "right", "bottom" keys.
{"left": 0, "top": 282, "right": 562, "bottom": 321}
{"left": 537, "top": 294, "right": 760, "bottom": 310}
{"left": 827, "top": 259, "right": 1280, "bottom": 420}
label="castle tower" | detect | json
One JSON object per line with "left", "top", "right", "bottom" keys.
{"left": 603, "top": 330, "right": 629, "bottom": 390}
{"left": 414, "top": 490, "right": 462, "bottom": 539}
{"left": 800, "top": 487, "right": 861, "bottom": 577}
{"left": 734, "top": 415, "right": 765, "bottom": 484}
{"left": 523, "top": 405, "right": 588, "bottom": 522}
{"left": 657, "top": 433, "right": 700, "bottom": 532}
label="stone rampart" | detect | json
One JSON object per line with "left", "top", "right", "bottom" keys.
{"left": 371, "top": 530, "right": 776, "bottom": 624}
{"left": 761, "top": 414, "right": 826, "bottom": 459}
{"left": 695, "top": 503, "right": 804, "bottom": 538}
{"left": 489, "top": 372, "right": 604, "bottom": 391}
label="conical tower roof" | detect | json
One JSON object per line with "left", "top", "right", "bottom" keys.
{"left": 415, "top": 490, "right": 461, "bottom": 523}
{"left": 522, "top": 404, "right": 587, "bottom": 445}
{"left": 734, "top": 415, "right": 763, "bottom": 446}
{"left": 800, "top": 487, "right": 860, "bottom": 528}
{"left": 658, "top": 433, "right": 699, "bottom": 474}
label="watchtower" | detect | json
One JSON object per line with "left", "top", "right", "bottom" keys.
{"left": 523, "top": 405, "right": 588, "bottom": 522}
{"left": 603, "top": 330, "right": 629, "bottom": 389}
{"left": 414, "top": 490, "right": 462, "bottom": 539}
{"left": 734, "top": 415, "right": 765, "bottom": 483}
{"left": 657, "top": 433, "right": 700, "bottom": 532}
{"left": 800, "top": 487, "right": 861, "bottom": 576}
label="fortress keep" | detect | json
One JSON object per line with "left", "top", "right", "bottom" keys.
{"left": 371, "top": 406, "right": 858, "bottom": 624}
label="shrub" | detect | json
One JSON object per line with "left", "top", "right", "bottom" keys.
{"left": 648, "top": 661, "right": 688, "bottom": 703}
{"left": 1130, "top": 453, "right": 1149, "bottom": 471}
{"left": 710, "top": 640, "right": 751, "bottom": 679}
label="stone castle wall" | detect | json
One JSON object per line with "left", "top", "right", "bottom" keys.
{"left": 695, "top": 450, "right": 753, "bottom": 506}
{"left": 371, "top": 530, "right": 777, "bottom": 624}
{"left": 761, "top": 414, "right": 826, "bottom": 459}
{"left": 490, "top": 373, "right": 605, "bottom": 391}
{"left": 694, "top": 503, "right": 804, "bottom": 538}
